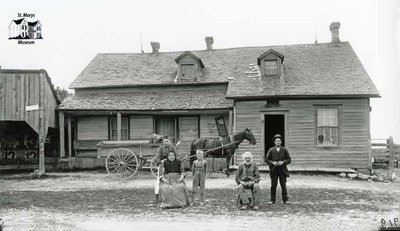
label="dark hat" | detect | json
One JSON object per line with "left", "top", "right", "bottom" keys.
{"left": 272, "top": 134, "right": 283, "bottom": 142}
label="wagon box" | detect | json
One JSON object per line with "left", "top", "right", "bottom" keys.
{"left": 96, "top": 140, "right": 159, "bottom": 159}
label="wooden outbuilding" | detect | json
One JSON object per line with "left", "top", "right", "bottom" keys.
{"left": 0, "top": 69, "right": 59, "bottom": 171}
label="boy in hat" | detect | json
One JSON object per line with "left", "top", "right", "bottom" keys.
{"left": 265, "top": 134, "right": 291, "bottom": 205}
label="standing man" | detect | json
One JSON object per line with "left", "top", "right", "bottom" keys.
{"left": 154, "top": 138, "right": 177, "bottom": 164}
{"left": 265, "top": 134, "right": 291, "bottom": 205}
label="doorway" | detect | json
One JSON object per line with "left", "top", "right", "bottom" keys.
{"left": 264, "top": 114, "right": 285, "bottom": 151}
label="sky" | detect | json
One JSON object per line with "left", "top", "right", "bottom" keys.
{"left": 0, "top": 0, "right": 399, "bottom": 142}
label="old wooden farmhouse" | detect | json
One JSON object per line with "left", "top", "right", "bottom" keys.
{"left": 58, "top": 22, "right": 379, "bottom": 170}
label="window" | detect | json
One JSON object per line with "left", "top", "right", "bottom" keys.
{"left": 179, "top": 117, "right": 199, "bottom": 141}
{"left": 181, "top": 64, "right": 195, "bottom": 79}
{"left": 265, "top": 60, "right": 278, "bottom": 75}
{"left": 316, "top": 107, "right": 339, "bottom": 146}
{"left": 110, "top": 117, "right": 129, "bottom": 140}
{"left": 155, "top": 116, "right": 176, "bottom": 143}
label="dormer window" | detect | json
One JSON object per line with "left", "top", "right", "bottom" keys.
{"left": 264, "top": 60, "right": 278, "bottom": 76}
{"left": 175, "top": 51, "right": 204, "bottom": 82}
{"left": 257, "top": 49, "right": 284, "bottom": 77}
{"left": 181, "top": 64, "right": 195, "bottom": 80}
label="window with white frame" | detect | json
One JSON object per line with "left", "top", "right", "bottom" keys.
{"left": 110, "top": 117, "right": 129, "bottom": 140}
{"left": 316, "top": 107, "right": 339, "bottom": 146}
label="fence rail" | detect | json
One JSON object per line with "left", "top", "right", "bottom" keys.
{"left": 370, "top": 137, "right": 399, "bottom": 180}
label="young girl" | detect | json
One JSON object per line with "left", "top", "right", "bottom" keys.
{"left": 191, "top": 150, "right": 207, "bottom": 205}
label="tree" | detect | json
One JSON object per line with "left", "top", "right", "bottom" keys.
{"left": 55, "top": 86, "right": 73, "bottom": 102}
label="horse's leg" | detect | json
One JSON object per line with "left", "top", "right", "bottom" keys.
{"left": 223, "top": 152, "right": 232, "bottom": 177}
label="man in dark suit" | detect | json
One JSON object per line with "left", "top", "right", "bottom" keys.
{"left": 265, "top": 134, "right": 291, "bottom": 205}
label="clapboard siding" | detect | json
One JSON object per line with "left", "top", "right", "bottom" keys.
{"left": 199, "top": 114, "right": 229, "bottom": 137}
{"left": 0, "top": 71, "right": 58, "bottom": 134}
{"left": 130, "top": 115, "right": 153, "bottom": 140}
{"left": 77, "top": 117, "right": 108, "bottom": 140}
{"left": 234, "top": 99, "right": 370, "bottom": 168}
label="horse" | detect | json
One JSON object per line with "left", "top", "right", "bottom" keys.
{"left": 189, "top": 128, "right": 256, "bottom": 176}
{"left": 149, "top": 134, "right": 169, "bottom": 144}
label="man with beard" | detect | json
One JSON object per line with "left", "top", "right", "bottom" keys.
{"left": 235, "top": 152, "right": 261, "bottom": 210}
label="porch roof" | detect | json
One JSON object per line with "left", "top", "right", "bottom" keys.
{"left": 58, "top": 89, "right": 233, "bottom": 111}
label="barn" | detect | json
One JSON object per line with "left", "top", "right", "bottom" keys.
{"left": 0, "top": 68, "right": 59, "bottom": 171}
{"left": 58, "top": 23, "right": 379, "bottom": 171}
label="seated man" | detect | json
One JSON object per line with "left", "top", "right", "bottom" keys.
{"left": 235, "top": 152, "right": 261, "bottom": 210}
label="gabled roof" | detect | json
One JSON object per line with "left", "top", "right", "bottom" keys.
{"left": 12, "top": 18, "right": 25, "bottom": 25}
{"left": 175, "top": 51, "right": 205, "bottom": 68}
{"left": 257, "top": 49, "right": 284, "bottom": 65}
{"left": 28, "top": 21, "right": 39, "bottom": 26}
{"left": 69, "top": 42, "right": 380, "bottom": 98}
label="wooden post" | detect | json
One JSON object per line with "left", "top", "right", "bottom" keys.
{"left": 368, "top": 138, "right": 372, "bottom": 170}
{"left": 233, "top": 104, "right": 237, "bottom": 165}
{"left": 38, "top": 73, "right": 46, "bottom": 175}
{"left": 228, "top": 110, "right": 233, "bottom": 135}
{"left": 67, "top": 116, "right": 72, "bottom": 157}
{"left": 59, "top": 111, "right": 65, "bottom": 158}
{"left": 388, "top": 136, "right": 394, "bottom": 180}
{"left": 117, "top": 112, "right": 121, "bottom": 141}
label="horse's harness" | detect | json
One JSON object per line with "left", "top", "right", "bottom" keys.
{"left": 220, "top": 135, "right": 237, "bottom": 156}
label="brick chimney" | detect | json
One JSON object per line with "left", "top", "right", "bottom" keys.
{"left": 330, "top": 22, "right": 341, "bottom": 45}
{"left": 150, "top": 42, "right": 160, "bottom": 54}
{"left": 205, "top": 36, "right": 214, "bottom": 51}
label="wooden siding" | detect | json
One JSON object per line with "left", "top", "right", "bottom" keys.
{"left": 77, "top": 117, "right": 108, "bottom": 140}
{"left": 234, "top": 99, "right": 370, "bottom": 169}
{"left": 0, "top": 71, "right": 58, "bottom": 134}
{"left": 130, "top": 115, "right": 153, "bottom": 140}
{"left": 200, "top": 114, "right": 229, "bottom": 137}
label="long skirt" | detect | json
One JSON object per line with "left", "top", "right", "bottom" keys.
{"left": 159, "top": 173, "right": 190, "bottom": 208}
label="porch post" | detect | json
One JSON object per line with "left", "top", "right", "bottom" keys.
{"left": 67, "top": 115, "right": 72, "bottom": 157}
{"left": 59, "top": 111, "right": 65, "bottom": 158}
{"left": 228, "top": 110, "right": 233, "bottom": 135}
{"left": 117, "top": 112, "right": 121, "bottom": 141}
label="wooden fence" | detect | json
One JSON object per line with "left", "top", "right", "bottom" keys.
{"left": 370, "top": 137, "right": 399, "bottom": 179}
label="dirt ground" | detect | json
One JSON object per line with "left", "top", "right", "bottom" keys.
{"left": 0, "top": 169, "right": 399, "bottom": 231}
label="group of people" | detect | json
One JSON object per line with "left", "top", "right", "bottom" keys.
{"left": 153, "top": 134, "right": 291, "bottom": 210}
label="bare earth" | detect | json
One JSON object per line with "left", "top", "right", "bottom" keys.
{"left": 0, "top": 170, "right": 399, "bottom": 231}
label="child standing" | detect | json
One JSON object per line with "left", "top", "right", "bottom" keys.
{"left": 191, "top": 150, "right": 207, "bottom": 205}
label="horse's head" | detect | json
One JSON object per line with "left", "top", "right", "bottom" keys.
{"left": 244, "top": 128, "right": 256, "bottom": 145}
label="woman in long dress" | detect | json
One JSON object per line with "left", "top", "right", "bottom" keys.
{"left": 158, "top": 151, "right": 190, "bottom": 209}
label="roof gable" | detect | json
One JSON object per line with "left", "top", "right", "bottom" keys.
{"left": 257, "top": 49, "right": 284, "bottom": 65}
{"left": 175, "top": 51, "right": 205, "bottom": 68}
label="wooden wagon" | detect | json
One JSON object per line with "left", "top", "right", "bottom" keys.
{"left": 97, "top": 140, "right": 161, "bottom": 179}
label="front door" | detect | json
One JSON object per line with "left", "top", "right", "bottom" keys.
{"left": 264, "top": 114, "right": 285, "bottom": 152}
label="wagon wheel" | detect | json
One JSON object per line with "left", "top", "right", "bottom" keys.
{"left": 106, "top": 148, "right": 138, "bottom": 180}
{"left": 150, "top": 156, "right": 159, "bottom": 178}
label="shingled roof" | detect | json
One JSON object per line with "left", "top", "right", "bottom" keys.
{"left": 69, "top": 42, "right": 379, "bottom": 98}
{"left": 58, "top": 86, "right": 233, "bottom": 111}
